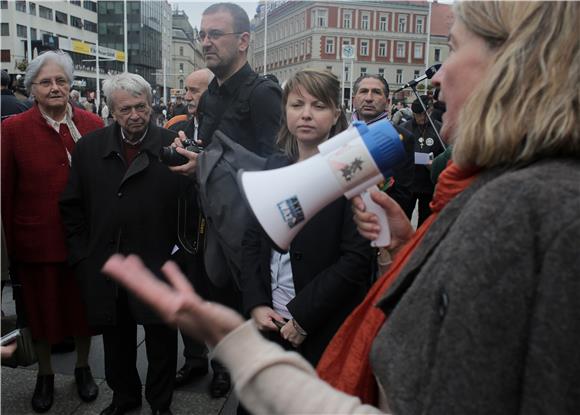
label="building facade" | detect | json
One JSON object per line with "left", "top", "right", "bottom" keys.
{"left": 169, "top": 9, "right": 203, "bottom": 99}
{"left": 0, "top": 0, "right": 123, "bottom": 94}
{"left": 252, "top": 1, "right": 452, "bottom": 105}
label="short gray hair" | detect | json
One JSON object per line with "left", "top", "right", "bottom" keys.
{"left": 25, "top": 50, "right": 74, "bottom": 94}
{"left": 102, "top": 73, "right": 152, "bottom": 111}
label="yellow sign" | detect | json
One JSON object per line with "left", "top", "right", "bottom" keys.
{"left": 71, "top": 40, "right": 125, "bottom": 62}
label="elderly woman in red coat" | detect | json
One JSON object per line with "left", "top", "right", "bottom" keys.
{"left": 1, "top": 50, "right": 103, "bottom": 413}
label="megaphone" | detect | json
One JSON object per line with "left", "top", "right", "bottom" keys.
{"left": 238, "top": 120, "right": 406, "bottom": 252}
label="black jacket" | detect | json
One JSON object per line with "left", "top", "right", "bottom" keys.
{"left": 1, "top": 89, "right": 31, "bottom": 119}
{"left": 241, "top": 155, "right": 373, "bottom": 366}
{"left": 60, "top": 123, "right": 191, "bottom": 326}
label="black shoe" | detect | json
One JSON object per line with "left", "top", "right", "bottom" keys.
{"left": 75, "top": 366, "right": 99, "bottom": 402}
{"left": 31, "top": 374, "right": 54, "bottom": 413}
{"left": 100, "top": 401, "right": 142, "bottom": 415}
{"left": 174, "top": 360, "right": 208, "bottom": 388}
{"left": 151, "top": 409, "right": 173, "bottom": 415}
{"left": 209, "top": 370, "right": 231, "bottom": 398}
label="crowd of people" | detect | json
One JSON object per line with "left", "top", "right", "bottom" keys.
{"left": 1, "top": 1, "right": 578, "bottom": 415}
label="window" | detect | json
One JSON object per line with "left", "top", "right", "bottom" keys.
{"left": 378, "top": 41, "right": 386, "bottom": 57}
{"left": 360, "top": 40, "right": 369, "bottom": 56}
{"left": 361, "top": 14, "right": 370, "bottom": 30}
{"left": 398, "top": 15, "right": 407, "bottom": 32}
{"left": 16, "top": 1, "right": 26, "bottom": 12}
{"left": 17, "top": 24, "right": 27, "bottom": 38}
{"left": 379, "top": 15, "right": 388, "bottom": 31}
{"left": 1, "top": 23, "right": 9, "bottom": 36}
{"left": 360, "top": 67, "right": 367, "bottom": 77}
{"left": 378, "top": 68, "right": 384, "bottom": 77}
{"left": 414, "top": 43, "right": 423, "bottom": 59}
{"left": 0, "top": 2, "right": 7, "bottom": 10}
{"left": 343, "top": 11, "right": 352, "bottom": 29}
{"left": 414, "top": 70, "right": 420, "bottom": 78}
{"left": 396, "top": 69, "right": 402, "bottom": 84}
{"left": 83, "top": 1, "right": 97, "bottom": 12}
{"left": 345, "top": 65, "right": 350, "bottom": 82}
{"left": 29, "top": 2, "right": 36, "bottom": 15}
{"left": 179, "top": 79, "right": 184, "bottom": 89}
{"left": 396, "top": 42, "right": 405, "bottom": 58}
{"left": 55, "top": 11, "right": 67, "bottom": 24}
{"left": 71, "top": 0, "right": 81, "bottom": 5}
{"left": 71, "top": 16, "right": 83, "bottom": 29}
{"left": 31, "top": 27, "right": 37, "bottom": 40}
{"left": 326, "top": 65, "right": 332, "bottom": 72}
{"left": 416, "top": 16, "right": 424, "bottom": 33}
{"left": 179, "top": 63, "right": 184, "bottom": 71}
{"left": 179, "top": 46, "right": 183, "bottom": 56}
{"left": 342, "top": 38, "right": 351, "bottom": 47}
{"left": 325, "top": 38, "right": 334, "bottom": 54}
{"left": 434, "top": 48, "right": 441, "bottom": 62}
{"left": 312, "top": 9, "right": 328, "bottom": 28}
{"left": 39, "top": 5, "right": 53, "bottom": 20}
{"left": 1, "top": 49, "right": 10, "bottom": 62}
{"left": 84, "top": 20, "right": 97, "bottom": 33}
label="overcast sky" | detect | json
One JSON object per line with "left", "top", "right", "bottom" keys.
{"left": 171, "top": 1, "right": 260, "bottom": 29}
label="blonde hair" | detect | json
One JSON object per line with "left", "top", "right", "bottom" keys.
{"left": 452, "top": 1, "right": 579, "bottom": 168}
{"left": 277, "top": 69, "right": 348, "bottom": 162}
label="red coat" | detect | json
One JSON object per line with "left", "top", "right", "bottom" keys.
{"left": 1, "top": 104, "right": 103, "bottom": 262}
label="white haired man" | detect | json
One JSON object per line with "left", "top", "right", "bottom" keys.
{"left": 60, "top": 73, "right": 192, "bottom": 415}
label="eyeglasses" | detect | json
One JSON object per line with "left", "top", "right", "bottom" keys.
{"left": 31, "top": 78, "right": 69, "bottom": 88}
{"left": 117, "top": 103, "right": 149, "bottom": 115}
{"left": 197, "top": 30, "right": 243, "bottom": 42}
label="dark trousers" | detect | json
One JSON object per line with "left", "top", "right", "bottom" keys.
{"left": 410, "top": 191, "right": 434, "bottom": 227}
{"left": 181, "top": 331, "right": 207, "bottom": 362}
{"left": 102, "top": 292, "right": 177, "bottom": 411}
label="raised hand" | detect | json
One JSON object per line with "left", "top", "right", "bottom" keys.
{"left": 102, "top": 254, "right": 244, "bottom": 347}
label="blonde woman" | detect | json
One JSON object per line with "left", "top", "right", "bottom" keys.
{"left": 102, "top": 2, "right": 579, "bottom": 413}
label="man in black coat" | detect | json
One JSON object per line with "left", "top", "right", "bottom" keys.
{"left": 1, "top": 70, "right": 31, "bottom": 119}
{"left": 60, "top": 73, "right": 192, "bottom": 415}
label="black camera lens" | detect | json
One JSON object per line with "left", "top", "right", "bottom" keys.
{"left": 159, "top": 141, "right": 203, "bottom": 166}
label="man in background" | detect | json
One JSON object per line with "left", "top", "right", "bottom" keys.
{"left": 351, "top": 74, "right": 415, "bottom": 219}
{"left": 1, "top": 70, "right": 31, "bottom": 119}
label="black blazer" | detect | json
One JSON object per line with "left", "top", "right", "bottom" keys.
{"left": 241, "top": 154, "right": 373, "bottom": 365}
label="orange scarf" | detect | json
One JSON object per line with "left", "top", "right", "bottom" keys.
{"left": 316, "top": 161, "right": 479, "bottom": 405}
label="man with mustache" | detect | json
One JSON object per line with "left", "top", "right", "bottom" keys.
{"left": 168, "top": 2, "right": 282, "bottom": 399}
{"left": 60, "top": 73, "right": 192, "bottom": 415}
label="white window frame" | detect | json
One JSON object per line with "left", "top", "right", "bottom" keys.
{"left": 414, "top": 43, "right": 423, "bottom": 59}
{"left": 361, "top": 13, "right": 370, "bottom": 30}
{"left": 416, "top": 16, "right": 424, "bottom": 33}
{"left": 325, "top": 38, "right": 335, "bottom": 54}
{"left": 343, "top": 10, "right": 352, "bottom": 29}
{"left": 396, "top": 69, "right": 403, "bottom": 84}
{"left": 398, "top": 15, "right": 407, "bottom": 32}
{"left": 312, "top": 8, "right": 328, "bottom": 28}
{"left": 379, "top": 15, "right": 388, "bottom": 31}
{"left": 378, "top": 41, "right": 387, "bottom": 57}
{"left": 360, "top": 40, "right": 369, "bottom": 56}
{"left": 396, "top": 42, "right": 406, "bottom": 58}
{"left": 378, "top": 68, "right": 384, "bottom": 77}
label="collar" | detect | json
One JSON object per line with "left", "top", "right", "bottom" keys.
{"left": 352, "top": 110, "right": 389, "bottom": 125}
{"left": 40, "top": 103, "right": 73, "bottom": 128}
{"left": 101, "top": 122, "right": 161, "bottom": 159}
{"left": 208, "top": 62, "right": 253, "bottom": 96}
{"left": 120, "top": 126, "right": 149, "bottom": 145}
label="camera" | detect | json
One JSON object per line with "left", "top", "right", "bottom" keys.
{"left": 159, "top": 139, "right": 203, "bottom": 166}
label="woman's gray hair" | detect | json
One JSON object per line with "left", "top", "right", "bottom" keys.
{"left": 102, "top": 73, "right": 152, "bottom": 111}
{"left": 24, "top": 50, "right": 74, "bottom": 94}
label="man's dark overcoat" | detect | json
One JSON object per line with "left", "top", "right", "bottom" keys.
{"left": 60, "top": 122, "right": 190, "bottom": 326}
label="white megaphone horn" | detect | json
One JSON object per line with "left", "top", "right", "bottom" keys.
{"left": 238, "top": 120, "right": 406, "bottom": 252}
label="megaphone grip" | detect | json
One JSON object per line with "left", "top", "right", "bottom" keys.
{"left": 361, "top": 187, "right": 391, "bottom": 248}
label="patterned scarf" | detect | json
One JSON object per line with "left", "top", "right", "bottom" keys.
{"left": 316, "top": 161, "right": 479, "bottom": 405}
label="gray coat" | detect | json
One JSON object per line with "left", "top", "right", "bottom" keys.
{"left": 371, "top": 158, "right": 580, "bottom": 414}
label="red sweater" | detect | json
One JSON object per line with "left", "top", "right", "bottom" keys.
{"left": 1, "top": 104, "right": 103, "bottom": 262}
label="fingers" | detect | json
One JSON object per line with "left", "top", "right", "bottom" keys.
{"left": 172, "top": 136, "right": 184, "bottom": 148}
{"left": 178, "top": 131, "right": 187, "bottom": 142}
{"left": 161, "top": 261, "right": 194, "bottom": 294}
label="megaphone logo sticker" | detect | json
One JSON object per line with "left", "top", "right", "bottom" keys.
{"left": 277, "top": 196, "right": 305, "bottom": 229}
